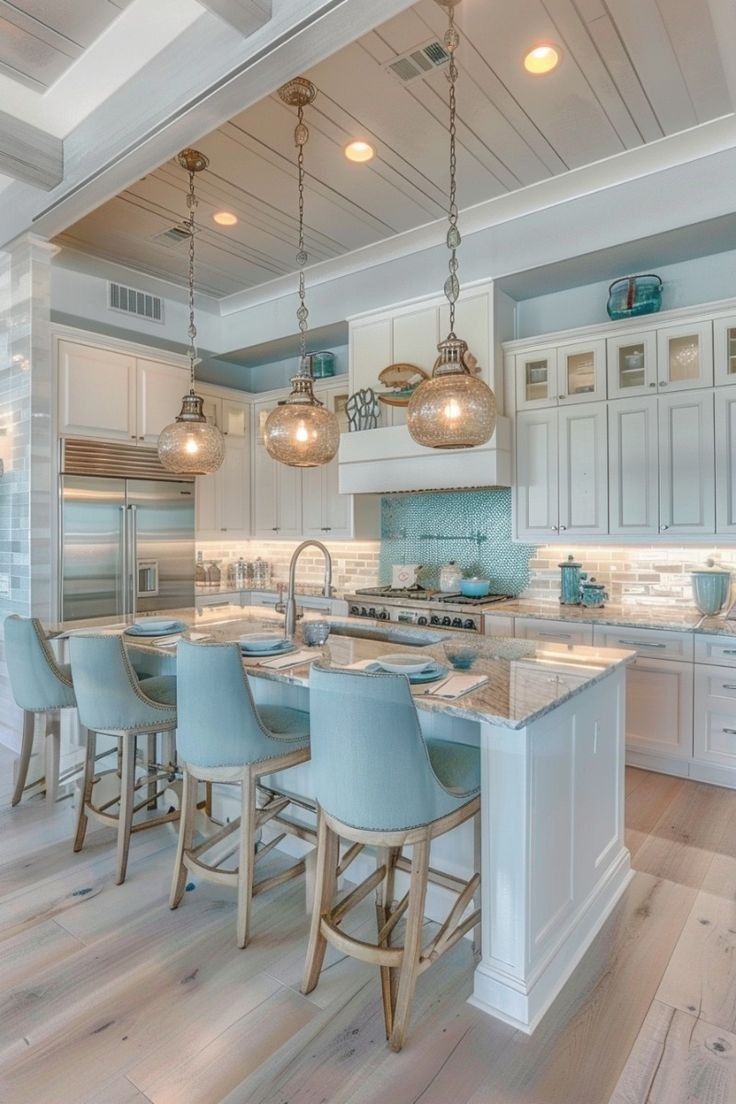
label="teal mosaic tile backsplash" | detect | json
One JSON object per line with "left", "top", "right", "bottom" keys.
{"left": 380, "top": 490, "right": 537, "bottom": 595}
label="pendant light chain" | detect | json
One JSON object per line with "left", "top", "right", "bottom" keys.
{"left": 186, "top": 166, "right": 198, "bottom": 391}
{"left": 296, "top": 100, "right": 309, "bottom": 365}
{"left": 444, "top": 2, "right": 461, "bottom": 336}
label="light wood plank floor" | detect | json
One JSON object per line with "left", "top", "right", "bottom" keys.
{"left": 1, "top": 749, "right": 735, "bottom": 1104}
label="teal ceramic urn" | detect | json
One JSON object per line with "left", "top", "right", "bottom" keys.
{"left": 559, "top": 554, "right": 586, "bottom": 606}
{"left": 691, "top": 560, "right": 731, "bottom": 616}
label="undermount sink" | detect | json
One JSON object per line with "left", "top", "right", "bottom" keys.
{"left": 327, "top": 621, "right": 449, "bottom": 646}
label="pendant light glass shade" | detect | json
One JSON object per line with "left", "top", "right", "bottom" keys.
{"left": 407, "top": 336, "right": 496, "bottom": 449}
{"left": 407, "top": 1, "right": 498, "bottom": 451}
{"left": 158, "top": 392, "right": 225, "bottom": 475}
{"left": 158, "top": 148, "right": 225, "bottom": 475}
{"left": 264, "top": 368, "right": 339, "bottom": 467}
{"left": 262, "top": 78, "right": 339, "bottom": 469}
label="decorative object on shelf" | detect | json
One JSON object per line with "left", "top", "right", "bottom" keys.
{"left": 158, "top": 149, "right": 226, "bottom": 475}
{"left": 606, "top": 274, "right": 662, "bottom": 320}
{"left": 252, "top": 557, "right": 270, "bottom": 589}
{"left": 691, "top": 559, "right": 732, "bottom": 615}
{"left": 263, "top": 78, "right": 339, "bottom": 468}
{"left": 439, "top": 559, "right": 463, "bottom": 592}
{"left": 377, "top": 363, "right": 429, "bottom": 407}
{"left": 310, "top": 351, "right": 336, "bottom": 378}
{"left": 392, "top": 563, "right": 423, "bottom": 589}
{"left": 580, "top": 577, "right": 608, "bottom": 609}
{"left": 346, "top": 387, "right": 380, "bottom": 431}
{"left": 407, "top": 0, "right": 497, "bottom": 450}
{"left": 559, "top": 554, "right": 586, "bottom": 605}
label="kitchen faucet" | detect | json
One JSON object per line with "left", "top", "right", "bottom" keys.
{"left": 280, "top": 540, "right": 333, "bottom": 638}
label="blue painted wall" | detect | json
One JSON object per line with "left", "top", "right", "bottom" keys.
{"left": 380, "top": 490, "right": 537, "bottom": 595}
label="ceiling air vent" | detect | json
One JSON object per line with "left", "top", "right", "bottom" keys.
{"left": 383, "top": 38, "right": 450, "bottom": 84}
{"left": 108, "top": 282, "right": 164, "bottom": 324}
{"left": 153, "top": 223, "right": 193, "bottom": 249}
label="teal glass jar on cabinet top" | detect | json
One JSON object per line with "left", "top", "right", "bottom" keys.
{"left": 607, "top": 275, "right": 662, "bottom": 320}
{"left": 310, "top": 351, "right": 335, "bottom": 378}
{"left": 559, "top": 555, "right": 585, "bottom": 605}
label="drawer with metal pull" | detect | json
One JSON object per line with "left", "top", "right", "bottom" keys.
{"left": 693, "top": 634, "right": 736, "bottom": 668}
{"left": 513, "top": 617, "right": 593, "bottom": 646}
{"left": 592, "top": 624, "right": 694, "bottom": 662}
{"left": 694, "top": 663, "right": 736, "bottom": 769}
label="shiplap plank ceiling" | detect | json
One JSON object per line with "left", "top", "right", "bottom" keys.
{"left": 55, "top": 0, "right": 733, "bottom": 298}
{"left": 0, "top": 0, "right": 131, "bottom": 90}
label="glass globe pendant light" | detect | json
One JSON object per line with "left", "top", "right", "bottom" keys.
{"left": 407, "top": 1, "right": 497, "bottom": 450}
{"left": 263, "top": 79, "right": 339, "bottom": 468}
{"left": 158, "top": 149, "right": 225, "bottom": 475}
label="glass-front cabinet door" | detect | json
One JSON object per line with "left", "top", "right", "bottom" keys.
{"left": 606, "top": 332, "right": 657, "bottom": 398}
{"left": 515, "top": 348, "right": 557, "bottom": 410}
{"left": 557, "top": 339, "right": 606, "bottom": 404}
{"left": 656, "top": 321, "right": 713, "bottom": 391}
{"left": 713, "top": 316, "right": 736, "bottom": 386}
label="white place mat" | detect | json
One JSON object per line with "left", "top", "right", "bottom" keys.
{"left": 419, "top": 673, "right": 488, "bottom": 699}
{"left": 254, "top": 649, "right": 316, "bottom": 670}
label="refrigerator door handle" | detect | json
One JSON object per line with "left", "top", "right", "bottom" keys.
{"left": 119, "top": 505, "right": 128, "bottom": 617}
{"left": 127, "top": 504, "right": 138, "bottom": 618}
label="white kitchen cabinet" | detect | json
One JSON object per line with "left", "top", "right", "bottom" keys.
{"left": 694, "top": 634, "right": 736, "bottom": 667}
{"left": 716, "top": 385, "right": 736, "bottom": 534}
{"left": 714, "top": 316, "right": 736, "bottom": 386}
{"left": 515, "top": 348, "right": 558, "bottom": 410}
{"left": 514, "top": 617, "right": 594, "bottom": 646}
{"left": 694, "top": 664, "right": 736, "bottom": 770}
{"left": 558, "top": 404, "right": 608, "bottom": 536}
{"left": 606, "top": 331, "right": 657, "bottom": 399}
{"left": 516, "top": 408, "right": 559, "bottom": 540}
{"left": 195, "top": 398, "right": 251, "bottom": 539}
{"left": 349, "top": 317, "right": 392, "bottom": 413}
{"left": 656, "top": 321, "right": 713, "bottom": 392}
{"left": 58, "top": 340, "right": 136, "bottom": 441}
{"left": 439, "top": 291, "right": 490, "bottom": 371}
{"left": 658, "top": 390, "right": 715, "bottom": 535}
{"left": 620, "top": 655, "right": 693, "bottom": 760}
{"left": 252, "top": 400, "right": 301, "bottom": 539}
{"left": 608, "top": 397, "right": 659, "bottom": 536}
{"left": 557, "top": 339, "right": 606, "bottom": 405}
{"left": 135, "top": 359, "right": 189, "bottom": 444}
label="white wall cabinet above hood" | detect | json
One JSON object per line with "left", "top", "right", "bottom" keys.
{"left": 338, "top": 419, "right": 512, "bottom": 494}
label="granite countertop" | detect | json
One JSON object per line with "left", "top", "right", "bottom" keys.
{"left": 195, "top": 583, "right": 338, "bottom": 599}
{"left": 485, "top": 598, "right": 708, "bottom": 633}
{"left": 52, "top": 605, "right": 632, "bottom": 731}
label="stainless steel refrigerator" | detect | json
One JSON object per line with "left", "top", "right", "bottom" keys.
{"left": 59, "top": 440, "right": 195, "bottom": 622}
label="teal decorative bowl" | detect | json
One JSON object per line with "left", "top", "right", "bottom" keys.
{"left": 691, "top": 570, "right": 731, "bottom": 615}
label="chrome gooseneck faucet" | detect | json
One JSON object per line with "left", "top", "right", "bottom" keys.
{"left": 282, "top": 540, "right": 333, "bottom": 638}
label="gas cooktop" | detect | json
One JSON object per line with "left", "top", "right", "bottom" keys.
{"left": 351, "top": 586, "right": 513, "bottom": 606}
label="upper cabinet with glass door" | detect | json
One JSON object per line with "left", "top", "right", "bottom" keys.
{"left": 656, "top": 321, "right": 713, "bottom": 392}
{"left": 606, "top": 332, "right": 657, "bottom": 398}
{"left": 515, "top": 348, "right": 558, "bottom": 409}
{"left": 714, "top": 317, "right": 736, "bottom": 386}
{"left": 515, "top": 341, "right": 606, "bottom": 410}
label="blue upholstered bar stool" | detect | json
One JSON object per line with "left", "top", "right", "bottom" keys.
{"left": 170, "top": 639, "right": 311, "bottom": 948}
{"left": 302, "top": 664, "right": 481, "bottom": 1052}
{"left": 5, "top": 616, "right": 78, "bottom": 806}
{"left": 69, "top": 633, "right": 178, "bottom": 885}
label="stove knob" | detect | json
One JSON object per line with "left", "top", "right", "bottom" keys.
{"left": 360, "top": 607, "right": 368, "bottom": 617}
{"left": 463, "top": 619, "right": 476, "bottom": 630}
{"left": 442, "top": 616, "right": 452, "bottom": 626}
{"left": 417, "top": 615, "right": 428, "bottom": 625}
{"left": 452, "top": 618, "right": 463, "bottom": 628}
{"left": 430, "top": 615, "right": 441, "bottom": 626}
{"left": 349, "top": 605, "right": 359, "bottom": 616}
{"left": 368, "top": 607, "right": 376, "bottom": 617}
{"left": 378, "top": 608, "right": 389, "bottom": 621}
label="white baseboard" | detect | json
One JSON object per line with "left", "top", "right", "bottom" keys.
{"left": 626, "top": 749, "right": 736, "bottom": 790}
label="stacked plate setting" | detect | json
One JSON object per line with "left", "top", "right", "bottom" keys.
{"left": 372, "top": 653, "right": 447, "bottom": 684}
{"left": 124, "top": 618, "right": 187, "bottom": 637}
{"left": 239, "top": 633, "right": 295, "bottom": 658}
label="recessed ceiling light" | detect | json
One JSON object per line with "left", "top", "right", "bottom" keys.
{"left": 523, "top": 44, "right": 561, "bottom": 75}
{"left": 344, "top": 140, "right": 375, "bottom": 163}
{"left": 213, "top": 211, "right": 238, "bottom": 226}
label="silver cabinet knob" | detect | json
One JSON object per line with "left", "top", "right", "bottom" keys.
{"left": 659, "top": 380, "right": 668, "bottom": 387}
{"left": 559, "top": 394, "right": 566, "bottom": 400}
{"left": 649, "top": 382, "right": 656, "bottom": 388}
{"left": 660, "top": 524, "right": 669, "bottom": 531}
{"left": 559, "top": 524, "right": 567, "bottom": 531}
{"left": 552, "top": 525, "right": 559, "bottom": 532}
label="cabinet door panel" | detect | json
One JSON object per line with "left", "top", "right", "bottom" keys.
{"left": 558, "top": 405, "right": 608, "bottom": 536}
{"left": 514, "top": 617, "right": 593, "bottom": 645}
{"left": 557, "top": 339, "right": 606, "bottom": 404}
{"left": 656, "top": 321, "right": 713, "bottom": 391}
{"left": 252, "top": 404, "right": 278, "bottom": 536}
{"left": 694, "top": 664, "right": 736, "bottom": 769}
{"left": 59, "top": 341, "right": 135, "bottom": 441}
{"left": 608, "top": 397, "right": 659, "bottom": 536}
{"left": 658, "top": 391, "right": 715, "bottom": 535}
{"left": 623, "top": 657, "right": 693, "bottom": 759}
{"left": 301, "top": 465, "right": 324, "bottom": 537}
{"left": 136, "top": 359, "right": 189, "bottom": 443}
{"left": 716, "top": 384, "right": 736, "bottom": 534}
{"left": 195, "top": 473, "right": 217, "bottom": 534}
{"left": 222, "top": 399, "right": 248, "bottom": 437}
{"left": 714, "top": 316, "right": 736, "bottom": 386}
{"left": 350, "top": 318, "right": 391, "bottom": 396}
{"left": 515, "top": 410, "right": 559, "bottom": 539}
{"left": 276, "top": 463, "right": 302, "bottom": 539}
{"left": 516, "top": 349, "right": 558, "bottom": 410}
{"left": 606, "top": 332, "right": 657, "bottom": 398}
{"left": 218, "top": 436, "right": 250, "bottom": 535}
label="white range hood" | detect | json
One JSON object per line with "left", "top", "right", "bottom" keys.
{"left": 338, "top": 418, "right": 512, "bottom": 494}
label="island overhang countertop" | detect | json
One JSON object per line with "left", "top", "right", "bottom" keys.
{"left": 53, "top": 603, "right": 634, "bottom": 731}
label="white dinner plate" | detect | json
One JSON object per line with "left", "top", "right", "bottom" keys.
{"left": 375, "top": 653, "right": 433, "bottom": 675}
{"left": 239, "top": 633, "right": 286, "bottom": 652}
{"left": 133, "top": 618, "right": 177, "bottom": 632}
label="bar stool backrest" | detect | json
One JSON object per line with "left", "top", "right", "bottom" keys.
{"left": 69, "top": 634, "right": 174, "bottom": 733}
{"left": 309, "top": 663, "right": 460, "bottom": 832}
{"left": 5, "top": 615, "right": 75, "bottom": 712}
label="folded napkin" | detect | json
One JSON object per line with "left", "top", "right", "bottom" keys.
{"left": 153, "top": 631, "right": 210, "bottom": 648}
{"left": 421, "top": 673, "right": 488, "bottom": 699}
{"left": 256, "top": 649, "right": 315, "bottom": 670}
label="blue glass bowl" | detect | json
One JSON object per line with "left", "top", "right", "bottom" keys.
{"left": 443, "top": 640, "right": 483, "bottom": 670}
{"left": 607, "top": 275, "right": 662, "bottom": 320}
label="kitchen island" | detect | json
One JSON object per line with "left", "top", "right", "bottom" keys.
{"left": 55, "top": 605, "right": 634, "bottom": 1034}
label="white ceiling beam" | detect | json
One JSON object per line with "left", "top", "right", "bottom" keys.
{"left": 196, "top": 0, "right": 272, "bottom": 36}
{"left": 0, "top": 110, "right": 61, "bottom": 190}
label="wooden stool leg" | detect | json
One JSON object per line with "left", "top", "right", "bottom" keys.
{"left": 115, "top": 735, "right": 137, "bottom": 885}
{"left": 377, "top": 846, "right": 401, "bottom": 1038}
{"left": 45, "top": 712, "right": 61, "bottom": 804}
{"left": 146, "top": 733, "right": 158, "bottom": 810}
{"left": 236, "top": 768, "right": 258, "bottom": 949}
{"left": 11, "top": 711, "right": 36, "bottom": 807}
{"left": 73, "top": 729, "right": 97, "bottom": 852}
{"left": 472, "top": 808, "right": 482, "bottom": 961}
{"left": 301, "top": 812, "right": 339, "bottom": 995}
{"left": 169, "top": 768, "right": 197, "bottom": 909}
{"left": 389, "top": 835, "right": 430, "bottom": 1053}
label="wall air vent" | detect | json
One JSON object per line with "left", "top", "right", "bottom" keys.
{"left": 108, "top": 282, "right": 164, "bottom": 324}
{"left": 383, "top": 39, "right": 450, "bottom": 84}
